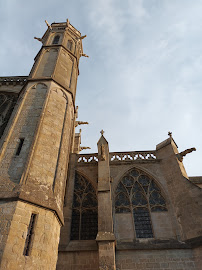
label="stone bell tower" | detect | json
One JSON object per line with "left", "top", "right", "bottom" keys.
{"left": 0, "top": 20, "right": 86, "bottom": 269}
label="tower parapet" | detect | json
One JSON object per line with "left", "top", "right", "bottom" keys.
{"left": 30, "top": 20, "right": 84, "bottom": 101}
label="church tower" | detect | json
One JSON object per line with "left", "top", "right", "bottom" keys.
{"left": 0, "top": 20, "right": 85, "bottom": 269}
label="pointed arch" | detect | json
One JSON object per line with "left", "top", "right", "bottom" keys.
{"left": 115, "top": 168, "right": 167, "bottom": 239}
{"left": 67, "top": 39, "right": 73, "bottom": 51}
{"left": 0, "top": 93, "right": 18, "bottom": 139}
{"left": 70, "top": 172, "right": 98, "bottom": 240}
{"left": 52, "top": 35, "right": 60, "bottom": 45}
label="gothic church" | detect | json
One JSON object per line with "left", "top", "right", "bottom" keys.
{"left": 0, "top": 20, "right": 201, "bottom": 270}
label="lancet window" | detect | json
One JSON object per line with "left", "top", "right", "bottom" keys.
{"left": 0, "top": 93, "right": 17, "bottom": 139}
{"left": 71, "top": 172, "right": 98, "bottom": 240}
{"left": 67, "top": 40, "right": 73, "bottom": 51}
{"left": 115, "top": 168, "right": 167, "bottom": 239}
{"left": 52, "top": 35, "right": 60, "bottom": 44}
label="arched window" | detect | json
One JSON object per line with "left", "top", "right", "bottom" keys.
{"left": 52, "top": 35, "right": 60, "bottom": 45}
{"left": 115, "top": 168, "right": 167, "bottom": 239}
{"left": 71, "top": 172, "right": 98, "bottom": 240}
{"left": 0, "top": 93, "right": 17, "bottom": 139}
{"left": 67, "top": 40, "right": 73, "bottom": 51}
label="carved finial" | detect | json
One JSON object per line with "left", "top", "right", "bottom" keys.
{"left": 75, "top": 106, "right": 78, "bottom": 118}
{"left": 66, "top": 18, "right": 70, "bottom": 27}
{"left": 80, "top": 146, "right": 91, "bottom": 151}
{"left": 45, "top": 20, "right": 52, "bottom": 30}
{"left": 34, "top": 37, "right": 42, "bottom": 42}
{"left": 176, "top": 147, "right": 196, "bottom": 162}
{"left": 168, "top": 131, "right": 172, "bottom": 138}
{"left": 75, "top": 121, "right": 89, "bottom": 127}
{"left": 79, "top": 129, "right": 82, "bottom": 134}
{"left": 100, "top": 130, "right": 104, "bottom": 136}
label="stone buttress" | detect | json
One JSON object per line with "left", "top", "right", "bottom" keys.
{"left": 96, "top": 133, "right": 116, "bottom": 270}
{"left": 56, "top": 131, "right": 202, "bottom": 270}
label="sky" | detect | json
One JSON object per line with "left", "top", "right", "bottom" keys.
{"left": 0, "top": 0, "right": 202, "bottom": 176}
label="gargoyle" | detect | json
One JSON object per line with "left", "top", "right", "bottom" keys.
{"left": 75, "top": 121, "right": 89, "bottom": 127}
{"left": 176, "top": 147, "right": 196, "bottom": 162}
{"left": 80, "top": 53, "right": 89, "bottom": 58}
{"left": 34, "top": 37, "right": 42, "bottom": 42}
{"left": 78, "top": 35, "right": 87, "bottom": 40}
{"left": 80, "top": 146, "right": 91, "bottom": 151}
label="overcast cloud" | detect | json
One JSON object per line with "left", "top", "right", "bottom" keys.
{"left": 0, "top": 0, "right": 202, "bottom": 176}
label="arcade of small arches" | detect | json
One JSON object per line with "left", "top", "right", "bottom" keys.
{"left": 70, "top": 169, "right": 167, "bottom": 241}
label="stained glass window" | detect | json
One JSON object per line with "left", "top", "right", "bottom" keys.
{"left": 0, "top": 93, "right": 17, "bottom": 139}
{"left": 115, "top": 168, "right": 167, "bottom": 239}
{"left": 71, "top": 172, "right": 98, "bottom": 240}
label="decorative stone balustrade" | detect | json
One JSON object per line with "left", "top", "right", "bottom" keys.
{"left": 77, "top": 151, "right": 157, "bottom": 164}
{"left": 77, "top": 153, "right": 99, "bottom": 163}
{"left": 109, "top": 151, "right": 157, "bottom": 162}
{"left": 0, "top": 76, "right": 28, "bottom": 85}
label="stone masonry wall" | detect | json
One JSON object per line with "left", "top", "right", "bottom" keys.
{"left": 57, "top": 251, "right": 99, "bottom": 270}
{"left": 156, "top": 140, "right": 202, "bottom": 240}
{"left": 111, "top": 163, "right": 178, "bottom": 242}
{"left": 0, "top": 201, "right": 17, "bottom": 261}
{"left": 26, "top": 84, "right": 68, "bottom": 188}
{"left": 0, "top": 200, "right": 61, "bottom": 270}
{"left": 0, "top": 82, "right": 48, "bottom": 186}
{"left": 193, "top": 247, "right": 202, "bottom": 270}
{"left": 116, "top": 249, "right": 200, "bottom": 270}
{"left": 34, "top": 49, "right": 58, "bottom": 78}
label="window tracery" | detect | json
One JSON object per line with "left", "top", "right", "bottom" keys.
{"left": 115, "top": 168, "right": 167, "bottom": 238}
{"left": 71, "top": 172, "right": 98, "bottom": 240}
{"left": 0, "top": 93, "right": 17, "bottom": 139}
{"left": 52, "top": 35, "right": 60, "bottom": 44}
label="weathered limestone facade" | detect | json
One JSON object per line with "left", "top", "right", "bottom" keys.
{"left": 0, "top": 21, "right": 84, "bottom": 269}
{"left": 0, "top": 20, "right": 202, "bottom": 270}
{"left": 57, "top": 133, "right": 202, "bottom": 270}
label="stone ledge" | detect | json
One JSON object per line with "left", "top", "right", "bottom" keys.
{"left": 0, "top": 196, "right": 64, "bottom": 226}
{"left": 96, "top": 232, "right": 116, "bottom": 242}
{"left": 59, "top": 240, "right": 98, "bottom": 251}
{"left": 116, "top": 236, "right": 202, "bottom": 250}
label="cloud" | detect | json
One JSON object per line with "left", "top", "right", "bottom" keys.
{"left": 1, "top": 0, "right": 202, "bottom": 175}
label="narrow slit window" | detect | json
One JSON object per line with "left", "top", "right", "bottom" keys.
{"left": 23, "top": 213, "right": 37, "bottom": 256}
{"left": 16, "top": 138, "right": 24, "bottom": 156}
